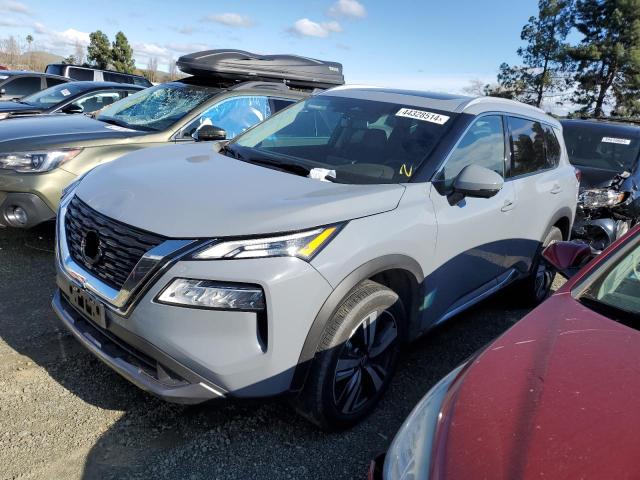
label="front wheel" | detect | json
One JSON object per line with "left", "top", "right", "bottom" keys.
{"left": 293, "top": 280, "right": 406, "bottom": 430}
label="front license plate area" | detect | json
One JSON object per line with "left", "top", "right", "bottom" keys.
{"left": 68, "top": 285, "right": 107, "bottom": 329}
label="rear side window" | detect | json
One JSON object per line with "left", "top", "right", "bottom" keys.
{"left": 46, "top": 77, "right": 67, "bottom": 88}
{"left": 68, "top": 67, "right": 94, "bottom": 81}
{"left": 3, "top": 76, "right": 41, "bottom": 96}
{"left": 103, "top": 72, "right": 133, "bottom": 84}
{"left": 45, "top": 64, "right": 64, "bottom": 76}
{"left": 508, "top": 117, "right": 548, "bottom": 177}
{"left": 439, "top": 115, "right": 505, "bottom": 189}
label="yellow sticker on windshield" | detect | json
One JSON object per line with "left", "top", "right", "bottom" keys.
{"left": 400, "top": 164, "right": 413, "bottom": 177}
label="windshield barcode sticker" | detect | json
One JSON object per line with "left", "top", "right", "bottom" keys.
{"left": 602, "top": 137, "right": 631, "bottom": 145}
{"left": 396, "top": 108, "right": 449, "bottom": 125}
{"left": 61, "top": 89, "right": 71, "bottom": 96}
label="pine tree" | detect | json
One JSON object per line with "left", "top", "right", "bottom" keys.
{"left": 568, "top": 0, "right": 640, "bottom": 117}
{"left": 87, "top": 30, "right": 111, "bottom": 70}
{"left": 496, "top": 0, "right": 573, "bottom": 107}
{"left": 111, "top": 31, "right": 135, "bottom": 74}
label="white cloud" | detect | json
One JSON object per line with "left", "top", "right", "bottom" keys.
{"left": 0, "top": 0, "right": 30, "bottom": 15}
{"left": 289, "top": 18, "right": 342, "bottom": 38}
{"left": 329, "top": 0, "right": 366, "bottom": 18}
{"left": 204, "top": 13, "right": 253, "bottom": 28}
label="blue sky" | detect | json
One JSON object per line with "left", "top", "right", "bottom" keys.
{"left": 0, "top": 0, "right": 541, "bottom": 92}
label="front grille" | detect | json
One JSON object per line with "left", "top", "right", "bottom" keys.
{"left": 65, "top": 196, "right": 165, "bottom": 290}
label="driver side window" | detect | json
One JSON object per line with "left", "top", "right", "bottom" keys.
{"left": 440, "top": 115, "right": 505, "bottom": 189}
{"left": 184, "top": 95, "right": 272, "bottom": 140}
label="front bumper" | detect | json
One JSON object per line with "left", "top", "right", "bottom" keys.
{"left": 52, "top": 290, "right": 224, "bottom": 404}
{"left": 54, "top": 195, "right": 334, "bottom": 401}
{"left": 0, "top": 168, "right": 76, "bottom": 227}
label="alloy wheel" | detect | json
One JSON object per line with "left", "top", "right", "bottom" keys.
{"left": 332, "top": 309, "right": 398, "bottom": 415}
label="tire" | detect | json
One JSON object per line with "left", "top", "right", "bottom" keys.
{"left": 518, "top": 226, "right": 563, "bottom": 305}
{"left": 293, "top": 280, "right": 406, "bottom": 430}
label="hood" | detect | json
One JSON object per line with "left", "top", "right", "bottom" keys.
{"left": 578, "top": 165, "right": 627, "bottom": 190}
{"left": 432, "top": 293, "right": 640, "bottom": 480}
{"left": 76, "top": 142, "right": 405, "bottom": 238}
{"left": 0, "top": 101, "right": 44, "bottom": 115}
{"left": 0, "top": 114, "right": 148, "bottom": 151}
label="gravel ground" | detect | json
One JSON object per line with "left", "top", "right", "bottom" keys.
{"left": 0, "top": 224, "right": 563, "bottom": 480}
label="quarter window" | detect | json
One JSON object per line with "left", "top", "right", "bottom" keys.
{"left": 439, "top": 115, "right": 505, "bottom": 189}
{"left": 68, "top": 67, "right": 94, "bottom": 81}
{"left": 508, "top": 117, "right": 548, "bottom": 176}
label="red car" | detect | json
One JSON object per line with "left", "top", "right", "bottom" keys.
{"left": 372, "top": 225, "right": 640, "bottom": 480}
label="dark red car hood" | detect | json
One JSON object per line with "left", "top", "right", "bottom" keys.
{"left": 432, "top": 292, "right": 640, "bottom": 480}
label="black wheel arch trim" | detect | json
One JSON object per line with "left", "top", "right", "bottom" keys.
{"left": 291, "top": 254, "right": 423, "bottom": 392}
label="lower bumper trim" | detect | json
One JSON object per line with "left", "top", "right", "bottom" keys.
{"left": 52, "top": 290, "right": 225, "bottom": 404}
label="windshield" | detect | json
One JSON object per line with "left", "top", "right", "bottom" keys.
{"left": 579, "top": 235, "right": 640, "bottom": 322}
{"left": 563, "top": 123, "right": 640, "bottom": 173}
{"left": 20, "top": 82, "right": 87, "bottom": 107}
{"left": 97, "top": 82, "right": 217, "bottom": 132}
{"left": 232, "top": 95, "right": 456, "bottom": 184}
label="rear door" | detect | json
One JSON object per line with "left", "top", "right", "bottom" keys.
{"left": 427, "top": 114, "right": 517, "bottom": 323}
{"left": 505, "top": 116, "right": 564, "bottom": 273}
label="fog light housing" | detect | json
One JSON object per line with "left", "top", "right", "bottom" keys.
{"left": 5, "top": 206, "right": 28, "bottom": 226}
{"left": 156, "top": 278, "right": 265, "bottom": 311}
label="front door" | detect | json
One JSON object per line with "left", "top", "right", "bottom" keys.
{"left": 424, "top": 114, "right": 517, "bottom": 325}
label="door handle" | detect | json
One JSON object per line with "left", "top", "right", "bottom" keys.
{"left": 550, "top": 184, "right": 562, "bottom": 194}
{"left": 501, "top": 199, "right": 515, "bottom": 212}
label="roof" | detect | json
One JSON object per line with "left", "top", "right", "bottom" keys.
{"left": 561, "top": 118, "right": 640, "bottom": 136}
{"left": 62, "top": 81, "right": 146, "bottom": 90}
{"left": 323, "top": 85, "right": 558, "bottom": 127}
{"left": 0, "top": 70, "right": 69, "bottom": 80}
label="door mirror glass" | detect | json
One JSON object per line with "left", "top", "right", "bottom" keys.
{"left": 193, "top": 124, "right": 227, "bottom": 142}
{"left": 542, "top": 241, "right": 594, "bottom": 278}
{"left": 453, "top": 164, "right": 504, "bottom": 199}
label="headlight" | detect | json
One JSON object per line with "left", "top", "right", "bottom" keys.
{"left": 192, "top": 225, "right": 342, "bottom": 261}
{"left": 0, "top": 148, "right": 82, "bottom": 173}
{"left": 579, "top": 188, "right": 627, "bottom": 208}
{"left": 383, "top": 365, "right": 464, "bottom": 480}
{"left": 156, "top": 279, "right": 265, "bottom": 310}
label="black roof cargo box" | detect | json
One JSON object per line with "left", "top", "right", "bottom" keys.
{"left": 176, "top": 50, "right": 344, "bottom": 90}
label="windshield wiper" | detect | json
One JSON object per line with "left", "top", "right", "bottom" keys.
{"left": 244, "top": 156, "right": 311, "bottom": 177}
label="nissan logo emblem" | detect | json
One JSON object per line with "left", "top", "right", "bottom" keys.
{"left": 81, "top": 230, "right": 102, "bottom": 266}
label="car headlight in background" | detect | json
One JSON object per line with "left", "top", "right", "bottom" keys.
{"left": 383, "top": 364, "right": 465, "bottom": 480}
{"left": 579, "top": 188, "right": 627, "bottom": 208}
{"left": 192, "top": 225, "right": 342, "bottom": 261}
{"left": 0, "top": 148, "right": 82, "bottom": 173}
{"left": 157, "top": 279, "right": 265, "bottom": 310}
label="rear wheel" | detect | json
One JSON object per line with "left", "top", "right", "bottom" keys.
{"left": 293, "top": 280, "right": 406, "bottom": 430}
{"left": 519, "top": 226, "right": 563, "bottom": 305}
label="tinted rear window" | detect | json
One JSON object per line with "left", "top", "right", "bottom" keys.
{"left": 68, "top": 67, "right": 94, "bottom": 81}
{"left": 563, "top": 122, "right": 640, "bottom": 173}
{"left": 45, "top": 65, "right": 64, "bottom": 76}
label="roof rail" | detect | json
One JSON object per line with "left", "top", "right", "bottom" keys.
{"left": 231, "top": 81, "right": 291, "bottom": 92}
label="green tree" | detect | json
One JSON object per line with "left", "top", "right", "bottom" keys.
{"left": 111, "top": 31, "right": 135, "bottom": 73}
{"left": 87, "top": 30, "right": 111, "bottom": 69}
{"left": 62, "top": 55, "right": 77, "bottom": 65}
{"left": 568, "top": 0, "right": 640, "bottom": 117}
{"left": 496, "top": 0, "right": 574, "bottom": 107}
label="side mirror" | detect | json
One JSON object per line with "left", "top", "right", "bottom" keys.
{"left": 453, "top": 164, "right": 504, "bottom": 199}
{"left": 193, "top": 124, "right": 226, "bottom": 142}
{"left": 542, "top": 241, "right": 594, "bottom": 278}
{"left": 61, "top": 104, "right": 84, "bottom": 114}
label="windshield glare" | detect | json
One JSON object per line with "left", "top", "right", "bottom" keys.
{"left": 97, "top": 82, "right": 217, "bottom": 132}
{"left": 233, "top": 95, "right": 455, "bottom": 184}
{"left": 581, "top": 237, "right": 640, "bottom": 318}
{"left": 563, "top": 124, "right": 640, "bottom": 172}
{"left": 21, "top": 83, "right": 86, "bottom": 107}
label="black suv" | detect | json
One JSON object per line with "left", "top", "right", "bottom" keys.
{"left": 0, "top": 71, "right": 70, "bottom": 101}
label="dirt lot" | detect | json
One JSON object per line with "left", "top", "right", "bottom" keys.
{"left": 0, "top": 224, "right": 560, "bottom": 480}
